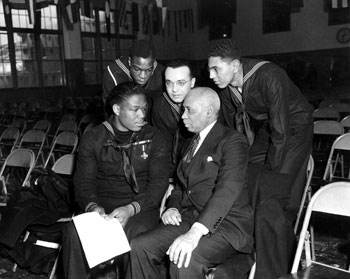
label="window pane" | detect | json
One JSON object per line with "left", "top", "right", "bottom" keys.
{"left": 82, "top": 37, "right": 98, "bottom": 84}
{"left": 80, "top": 8, "right": 96, "bottom": 32}
{"left": 101, "top": 37, "right": 116, "bottom": 61}
{"left": 0, "top": 32, "right": 12, "bottom": 88}
{"left": 14, "top": 33, "right": 39, "bottom": 87}
{"left": 99, "top": 11, "right": 116, "bottom": 34}
{"left": 41, "top": 34, "right": 63, "bottom": 86}
{"left": 41, "top": 5, "right": 58, "bottom": 30}
{"left": 82, "top": 37, "right": 96, "bottom": 60}
{"left": 43, "top": 61, "right": 63, "bottom": 86}
{"left": 0, "top": 1, "right": 6, "bottom": 27}
{"left": 119, "top": 39, "right": 133, "bottom": 56}
{"left": 12, "top": 9, "right": 34, "bottom": 29}
{"left": 83, "top": 61, "right": 98, "bottom": 84}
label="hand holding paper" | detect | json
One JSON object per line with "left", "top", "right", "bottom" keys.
{"left": 73, "top": 212, "right": 131, "bottom": 268}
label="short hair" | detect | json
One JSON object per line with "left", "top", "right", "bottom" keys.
{"left": 208, "top": 39, "right": 241, "bottom": 61}
{"left": 165, "top": 59, "right": 194, "bottom": 78}
{"left": 107, "top": 82, "right": 146, "bottom": 110}
{"left": 130, "top": 40, "right": 156, "bottom": 59}
{"left": 190, "top": 87, "right": 221, "bottom": 115}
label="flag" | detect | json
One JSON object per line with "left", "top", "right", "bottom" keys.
{"left": 105, "top": 0, "right": 110, "bottom": 39}
{"left": 117, "top": 0, "right": 126, "bottom": 27}
{"left": 155, "top": 0, "right": 167, "bottom": 28}
{"left": 59, "top": 0, "right": 79, "bottom": 28}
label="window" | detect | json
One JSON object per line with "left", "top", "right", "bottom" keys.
{"left": 0, "top": 3, "right": 64, "bottom": 89}
{"left": 14, "top": 32, "right": 39, "bottom": 87}
{"left": 80, "top": 1, "right": 134, "bottom": 86}
{"left": 0, "top": 31, "right": 12, "bottom": 88}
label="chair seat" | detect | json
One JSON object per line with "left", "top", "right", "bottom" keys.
{"left": 278, "top": 263, "right": 350, "bottom": 279}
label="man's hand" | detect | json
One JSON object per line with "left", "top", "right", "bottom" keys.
{"left": 166, "top": 227, "right": 203, "bottom": 268}
{"left": 162, "top": 208, "right": 182, "bottom": 226}
{"left": 106, "top": 204, "right": 134, "bottom": 227}
{"left": 91, "top": 205, "right": 106, "bottom": 217}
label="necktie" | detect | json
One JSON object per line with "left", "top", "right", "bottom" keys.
{"left": 229, "top": 87, "right": 255, "bottom": 146}
{"left": 105, "top": 139, "right": 139, "bottom": 193}
{"left": 235, "top": 104, "right": 255, "bottom": 146}
{"left": 102, "top": 121, "right": 139, "bottom": 193}
{"left": 185, "top": 133, "right": 200, "bottom": 164}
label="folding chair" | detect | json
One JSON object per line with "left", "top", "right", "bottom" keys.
{"left": 12, "top": 154, "right": 76, "bottom": 279}
{"left": 0, "top": 127, "right": 20, "bottom": 160}
{"left": 0, "top": 148, "right": 35, "bottom": 207}
{"left": 61, "top": 113, "right": 76, "bottom": 122}
{"left": 312, "top": 120, "right": 344, "bottom": 164}
{"left": 323, "top": 133, "right": 350, "bottom": 182}
{"left": 286, "top": 182, "right": 350, "bottom": 278}
{"left": 340, "top": 115, "right": 350, "bottom": 133}
{"left": 329, "top": 103, "right": 350, "bottom": 120}
{"left": 77, "top": 113, "right": 93, "bottom": 136}
{"left": 33, "top": 119, "right": 52, "bottom": 147}
{"left": 11, "top": 118, "right": 27, "bottom": 138}
{"left": 44, "top": 131, "right": 79, "bottom": 169}
{"left": 294, "top": 155, "right": 315, "bottom": 234}
{"left": 51, "top": 120, "right": 78, "bottom": 142}
{"left": 18, "top": 129, "right": 47, "bottom": 167}
{"left": 312, "top": 107, "right": 340, "bottom": 121}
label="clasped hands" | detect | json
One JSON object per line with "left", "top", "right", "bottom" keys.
{"left": 162, "top": 208, "right": 203, "bottom": 269}
{"left": 91, "top": 204, "right": 134, "bottom": 228}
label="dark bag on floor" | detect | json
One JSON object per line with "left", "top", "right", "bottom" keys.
{"left": 0, "top": 167, "right": 75, "bottom": 274}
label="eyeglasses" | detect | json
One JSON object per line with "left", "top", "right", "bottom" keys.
{"left": 165, "top": 80, "right": 191, "bottom": 88}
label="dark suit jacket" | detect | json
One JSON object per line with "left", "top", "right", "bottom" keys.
{"left": 167, "top": 121, "right": 254, "bottom": 254}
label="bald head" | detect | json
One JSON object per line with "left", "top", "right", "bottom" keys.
{"left": 182, "top": 87, "right": 221, "bottom": 133}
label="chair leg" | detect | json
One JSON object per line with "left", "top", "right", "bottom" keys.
{"left": 12, "top": 231, "right": 30, "bottom": 272}
{"left": 247, "top": 261, "right": 256, "bottom": 279}
{"left": 48, "top": 246, "right": 61, "bottom": 279}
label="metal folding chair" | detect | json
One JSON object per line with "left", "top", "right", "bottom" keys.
{"left": 0, "top": 148, "right": 35, "bottom": 207}
{"left": 288, "top": 182, "right": 350, "bottom": 278}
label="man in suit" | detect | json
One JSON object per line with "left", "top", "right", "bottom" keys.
{"left": 126, "top": 87, "right": 254, "bottom": 279}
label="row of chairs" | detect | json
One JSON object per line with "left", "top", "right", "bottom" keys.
{"left": 313, "top": 109, "right": 350, "bottom": 130}
{"left": 0, "top": 126, "right": 79, "bottom": 169}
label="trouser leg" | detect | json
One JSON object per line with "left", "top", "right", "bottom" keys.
{"left": 126, "top": 214, "right": 192, "bottom": 279}
{"left": 62, "top": 222, "right": 89, "bottom": 279}
{"left": 169, "top": 227, "right": 238, "bottom": 279}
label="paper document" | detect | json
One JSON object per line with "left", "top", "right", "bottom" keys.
{"left": 73, "top": 212, "right": 131, "bottom": 268}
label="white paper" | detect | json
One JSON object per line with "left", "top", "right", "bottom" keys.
{"left": 73, "top": 212, "right": 131, "bottom": 268}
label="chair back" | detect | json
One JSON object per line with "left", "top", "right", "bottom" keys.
{"left": 18, "top": 129, "right": 46, "bottom": 166}
{"left": 77, "top": 114, "right": 93, "bottom": 136}
{"left": 0, "top": 127, "right": 20, "bottom": 158}
{"left": 33, "top": 119, "right": 52, "bottom": 135}
{"left": 44, "top": 131, "right": 78, "bottom": 168}
{"left": 340, "top": 115, "right": 350, "bottom": 132}
{"left": 323, "top": 133, "right": 350, "bottom": 181}
{"left": 11, "top": 118, "right": 27, "bottom": 137}
{"left": 51, "top": 154, "right": 76, "bottom": 175}
{"left": 313, "top": 108, "right": 340, "bottom": 121}
{"left": 54, "top": 120, "right": 77, "bottom": 136}
{"left": 0, "top": 148, "right": 36, "bottom": 206}
{"left": 313, "top": 120, "right": 344, "bottom": 135}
